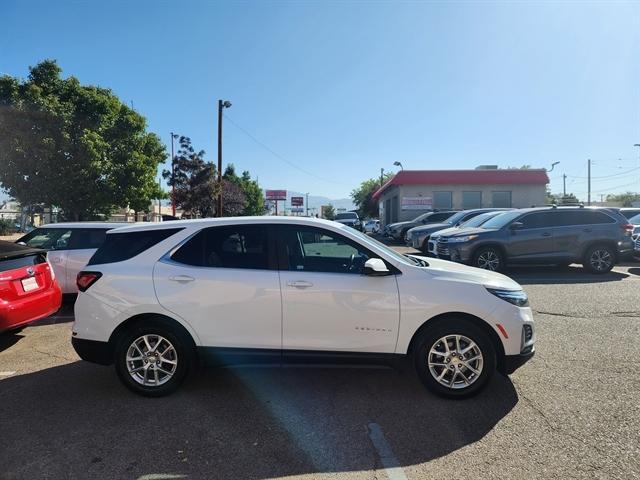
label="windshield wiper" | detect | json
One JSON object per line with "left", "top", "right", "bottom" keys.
{"left": 404, "top": 254, "right": 429, "bottom": 267}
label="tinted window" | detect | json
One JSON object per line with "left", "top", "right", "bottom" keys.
{"left": 88, "top": 228, "right": 183, "bottom": 265}
{"left": 554, "top": 210, "right": 616, "bottom": 226}
{"left": 629, "top": 213, "right": 640, "bottom": 224}
{"left": 433, "top": 192, "right": 452, "bottom": 209}
{"left": 492, "top": 191, "right": 512, "bottom": 208}
{"left": 67, "top": 229, "right": 110, "bottom": 250}
{"left": 171, "top": 225, "right": 270, "bottom": 270}
{"left": 457, "top": 211, "right": 485, "bottom": 225}
{"left": 279, "top": 226, "right": 372, "bottom": 274}
{"left": 621, "top": 209, "right": 640, "bottom": 219}
{"left": 19, "top": 228, "right": 72, "bottom": 250}
{"left": 0, "top": 253, "right": 47, "bottom": 273}
{"left": 428, "top": 212, "right": 455, "bottom": 222}
{"left": 520, "top": 212, "right": 554, "bottom": 229}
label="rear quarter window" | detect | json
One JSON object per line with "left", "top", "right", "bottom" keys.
{"left": 87, "top": 228, "right": 183, "bottom": 265}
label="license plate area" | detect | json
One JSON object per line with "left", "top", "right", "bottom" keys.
{"left": 21, "top": 276, "right": 39, "bottom": 292}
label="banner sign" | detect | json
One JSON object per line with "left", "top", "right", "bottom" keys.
{"left": 401, "top": 196, "right": 432, "bottom": 210}
{"left": 265, "top": 190, "right": 287, "bottom": 201}
{"left": 291, "top": 196, "right": 304, "bottom": 206}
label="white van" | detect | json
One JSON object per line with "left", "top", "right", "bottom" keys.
{"left": 17, "top": 223, "right": 128, "bottom": 294}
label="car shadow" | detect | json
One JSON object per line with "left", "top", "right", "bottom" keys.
{"left": 627, "top": 267, "right": 640, "bottom": 276}
{"left": 506, "top": 265, "right": 629, "bottom": 284}
{"left": 0, "top": 330, "right": 24, "bottom": 353}
{"left": 0, "top": 362, "right": 518, "bottom": 479}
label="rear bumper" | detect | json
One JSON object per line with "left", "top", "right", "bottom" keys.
{"left": 500, "top": 350, "right": 535, "bottom": 375}
{"left": 71, "top": 336, "right": 112, "bottom": 365}
{"left": 0, "top": 283, "right": 62, "bottom": 334}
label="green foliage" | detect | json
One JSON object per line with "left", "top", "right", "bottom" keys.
{"left": 0, "top": 218, "right": 14, "bottom": 235}
{"left": 547, "top": 191, "right": 579, "bottom": 205}
{"left": 0, "top": 60, "right": 167, "bottom": 220}
{"left": 606, "top": 192, "right": 640, "bottom": 207}
{"left": 223, "top": 163, "right": 264, "bottom": 216}
{"left": 350, "top": 173, "right": 394, "bottom": 219}
{"left": 323, "top": 204, "right": 336, "bottom": 220}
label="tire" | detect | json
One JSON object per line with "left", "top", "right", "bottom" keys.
{"left": 472, "top": 246, "right": 504, "bottom": 272}
{"left": 413, "top": 318, "right": 496, "bottom": 399}
{"left": 414, "top": 318, "right": 496, "bottom": 399}
{"left": 582, "top": 244, "right": 615, "bottom": 274}
{"left": 114, "top": 319, "right": 195, "bottom": 397}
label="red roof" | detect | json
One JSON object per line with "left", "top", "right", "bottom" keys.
{"left": 372, "top": 169, "right": 549, "bottom": 200}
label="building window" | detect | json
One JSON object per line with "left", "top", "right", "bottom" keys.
{"left": 492, "top": 191, "right": 512, "bottom": 208}
{"left": 462, "top": 191, "right": 482, "bottom": 209}
{"left": 433, "top": 191, "right": 453, "bottom": 209}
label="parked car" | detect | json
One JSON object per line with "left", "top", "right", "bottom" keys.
{"left": 407, "top": 209, "right": 510, "bottom": 252}
{"left": 629, "top": 214, "right": 640, "bottom": 259}
{"left": 618, "top": 208, "right": 640, "bottom": 220}
{"left": 435, "top": 206, "right": 634, "bottom": 273}
{"left": 72, "top": 217, "right": 535, "bottom": 398}
{"left": 386, "top": 211, "right": 457, "bottom": 241}
{"left": 16, "top": 222, "right": 127, "bottom": 294}
{"left": 0, "top": 241, "right": 62, "bottom": 334}
{"left": 363, "top": 219, "right": 380, "bottom": 234}
{"left": 425, "top": 210, "right": 511, "bottom": 256}
{"left": 333, "top": 212, "right": 362, "bottom": 231}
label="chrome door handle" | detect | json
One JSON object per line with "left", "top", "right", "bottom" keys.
{"left": 169, "top": 275, "right": 195, "bottom": 283}
{"left": 287, "top": 281, "right": 313, "bottom": 289}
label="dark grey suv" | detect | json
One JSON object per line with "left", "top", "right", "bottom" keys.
{"left": 435, "top": 207, "right": 635, "bottom": 273}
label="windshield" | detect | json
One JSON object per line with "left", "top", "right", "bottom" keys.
{"left": 412, "top": 212, "right": 431, "bottom": 222}
{"left": 443, "top": 210, "right": 472, "bottom": 225}
{"left": 481, "top": 210, "right": 525, "bottom": 229}
{"left": 335, "top": 213, "right": 357, "bottom": 220}
{"left": 348, "top": 228, "right": 422, "bottom": 266}
{"left": 629, "top": 213, "right": 640, "bottom": 224}
{"left": 461, "top": 211, "right": 506, "bottom": 228}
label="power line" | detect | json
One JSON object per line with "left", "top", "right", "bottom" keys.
{"left": 223, "top": 114, "right": 349, "bottom": 186}
{"left": 565, "top": 165, "right": 640, "bottom": 180}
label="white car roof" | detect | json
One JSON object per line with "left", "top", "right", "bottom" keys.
{"left": 106, "top": 216, "right": 347, "bottom": 233}
{"left": 39, "top": 222, "right": 140, "bottom": 229}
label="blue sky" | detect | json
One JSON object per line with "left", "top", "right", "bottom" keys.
{"left": 1, "top": 0, "right": 639, "bottom": 201}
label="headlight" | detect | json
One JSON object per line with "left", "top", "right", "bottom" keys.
{"left": 448, "top": 235, "right": 478, "bottom": 243}
{"left": 486, "top": 287, "right": 529, "bottom": 307}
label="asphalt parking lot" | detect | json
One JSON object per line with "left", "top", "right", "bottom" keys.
{"left": 1, "top": 251, "right": 639, "bottom": 479}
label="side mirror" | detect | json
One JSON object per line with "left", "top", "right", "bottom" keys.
{"left": 363, "top": 258, "right": 391, "bottom": 276}
{"left": 510, "top": 222, "right": 524, "bottom": 231}
{"left": 16, "top": 241, "right": 26, "bottom": 246}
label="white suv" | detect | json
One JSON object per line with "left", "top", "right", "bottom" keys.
{"left": 72, "top": 217, "right": 535, "bottom": 398}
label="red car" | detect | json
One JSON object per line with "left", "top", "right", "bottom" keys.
{"left": 0, "top": 240, "right": 62, "bottom": 334}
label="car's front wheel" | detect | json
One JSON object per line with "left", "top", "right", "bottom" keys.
{"left": 583, "top": 245, "right": 615, "bottom": 274}
{"left": 114, "top": 319, "right": 194, "bottom": 397}
{"left": 472, "top": 246, "right": 504, "bottom": 272}
{"left": 413, "top": 318, "right": 496, "bottom": 398}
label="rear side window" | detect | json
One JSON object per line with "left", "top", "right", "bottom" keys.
{"left": 170, "top": 225, "right": 271, "bottom": 270}
{"left": 67, "top": 229, "right": 110, "bottom": 250}
{"left": 0, "top": 253, "right": 47, "bottom": 273}
{"left": 88, "top": 228, "right": 183, "bottom": 265}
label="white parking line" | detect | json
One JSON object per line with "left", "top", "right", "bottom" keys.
{"left": 368, "top": 422, "right": 408, "bottom": 480}
{"left": 0, "top": 371, "right": 17, "bottom": 377}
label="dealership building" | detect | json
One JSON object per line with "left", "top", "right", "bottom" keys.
{"left": 373, "top": 167, "right": 549, "bottom": 226}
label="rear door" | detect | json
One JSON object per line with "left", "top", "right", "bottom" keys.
{"left": 64, "top": 229, "right": 110, "bottom": 293}
{"left": 153, "top": 224, "right": 282, "bottom": 351}
{"left": 507, "top": 212, "right": 557, "bottom": 262}
{"left": 553, "top": 210, "right": 618, "bottom": 261}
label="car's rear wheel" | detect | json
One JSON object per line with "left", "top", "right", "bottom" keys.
{"left": 472, "top": 246, "right": 504, "bottom": 272}
{"left": 583, "top": 245, "right": 615, "bottom": 274}
{"left": 114, "top": 320, "right": 194, "bottom": 397}
{"left": 413, "top": 318, "right": 496, "bottom": 398}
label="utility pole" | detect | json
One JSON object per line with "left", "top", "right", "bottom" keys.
{"left": 587, "top": 159, "right": 591, "bottom": 206}
{"left": 170, "top": 132, "right": 178, "bottom": 216}
{"left": 563, "top": 174, "right": 567, "bottom": 197}
{"left": 380, "top": 168, "right": 384, "bottom": 188}
{"left": 305, "top": 192, "right": 309, "bottom": 216}
{"left": 217, "top": 100, "right": 232, "bottom": 217}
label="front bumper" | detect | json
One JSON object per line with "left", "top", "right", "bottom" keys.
{"left": 71, "top": 336, "right": 112, "bottom": 365}
{"left": 500, "top": 350, "right": 535, "bottom": 375}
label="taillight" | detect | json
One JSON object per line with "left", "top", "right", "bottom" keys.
{"left": 76, "top": 271, "right": 102, "bottom": 292}
{"left": 622, "top": 224, "right": 634, "bottom": 236}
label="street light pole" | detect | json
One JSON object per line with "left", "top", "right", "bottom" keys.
{"left": 393, "top": 161, "right": 404, "bottom": 171}
{"left": 305, "top": 192, "right": 309, "bottom": 216}
{"left": 587, "top": 159, "right": 591, "bottom": 206}
{"left": 217, "top": 100, "right": 232, "bottom": 217}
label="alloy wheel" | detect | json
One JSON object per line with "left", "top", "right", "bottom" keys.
{"left": 427, "top": 334, "right": 484, "bottom": 389}
{"left": 126, "top": 334, "right": 178, "bottom": 387}
{"left": 590, "top": 249, "right": 612, "bottom": 272}
{"left": 477, "top": 251, "right": 500, "bottom": 271}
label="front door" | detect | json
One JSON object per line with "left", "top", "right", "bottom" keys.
{"left": 154, "top": 224, "right": 282, "bottom": 351}
{"left": 276, "top": 225, "right": 400, "bottom": 354}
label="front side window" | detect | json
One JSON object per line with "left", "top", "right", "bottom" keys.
{"left": 171, "top": 225, "right": 270, "bottom": 270}
{"left": 279, "top": 226, "right": 371, "bottom": 274}
{"left": 18, "top": 228, "right": 72, "bottom": 250}
{"left": 519, "top": 212, "right": 554, "bottom": 229}
{"left": 428, "top": 211, "right": 455, "bottom": 222}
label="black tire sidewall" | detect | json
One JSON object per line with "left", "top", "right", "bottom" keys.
{"left": 472, "top": 246, "right": 504, "bottom": 272}
{"left": 583, "top": 245, "right": 615, "bottom": 274}
{"left": 414, "top": 318, "right": 496, "bottom": 399}
{"left": 114, "top": 320, "right": 193, "bottom": 397}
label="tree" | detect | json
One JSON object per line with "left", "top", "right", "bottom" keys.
{"left": 0, "top": 60, "right": 166, "bottom": 220}
{"left": 323, "top": 204, "right": 336, "bottom": 220}
{"left": 351, "top": 173, "right": 394, "bottom": 219}
{"left": 223, "top": 163, "right": 264, "bottom": 216}
{"left": 606, "top": 192, "right": 640, "bottom": 207}
{"left": 163, "top": 136, "right": 217, "bottom": 218}
{"left": 547, "top": 190, "right": 579, "bottom": 205}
